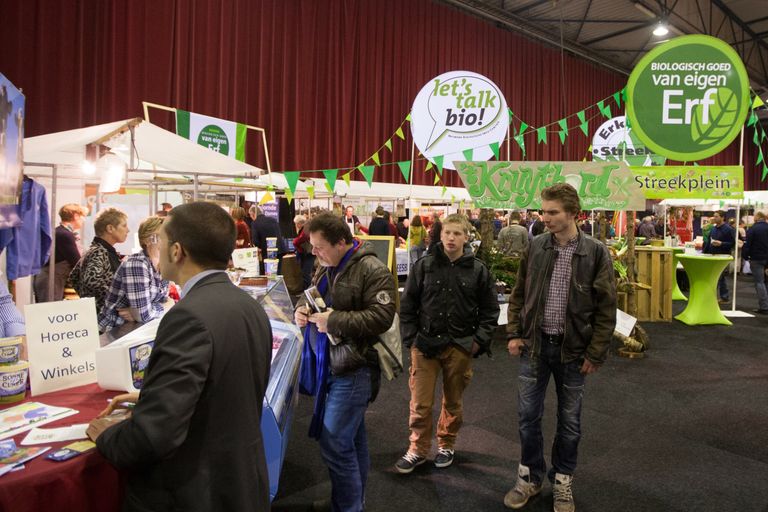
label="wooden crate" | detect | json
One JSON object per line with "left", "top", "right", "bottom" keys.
{"left": 633, "top": 247, "right": 674, "bottom": 322}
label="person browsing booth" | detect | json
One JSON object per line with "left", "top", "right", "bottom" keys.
{"left": 87, "top": 202, "right": 273, "bottom": 512}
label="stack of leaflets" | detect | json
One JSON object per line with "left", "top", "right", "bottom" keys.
{"left": 0, "top": 402, "right": 78, "bottom": 441}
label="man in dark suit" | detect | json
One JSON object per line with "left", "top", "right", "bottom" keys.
{"left": 87, "top": 202, "right": 272, "bottom": 512}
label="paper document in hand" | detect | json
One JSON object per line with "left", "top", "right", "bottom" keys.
{"left": 0, "top": 402, "right": 78, "bottom": 440}
{"left": 303, "top": 287, "right": 338, "bottom": 345}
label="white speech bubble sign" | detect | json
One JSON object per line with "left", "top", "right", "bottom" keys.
{"left": 411, "top": 71, "right": 508, "bottom": 171}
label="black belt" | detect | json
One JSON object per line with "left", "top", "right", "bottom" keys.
{"left": 541, "top": 331, "right": 564, "bottom": 345}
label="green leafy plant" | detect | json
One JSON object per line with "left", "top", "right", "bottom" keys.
{"left": 481, "top": 248, "right": 520, "bottom": 290}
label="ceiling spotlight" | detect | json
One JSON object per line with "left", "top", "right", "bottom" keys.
{"left": 653, "top": 22, "right": 669, "bottom": 37}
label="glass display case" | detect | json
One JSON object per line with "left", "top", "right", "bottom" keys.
{"left": 241, "top": 276, "right": 302, "bottom": 501}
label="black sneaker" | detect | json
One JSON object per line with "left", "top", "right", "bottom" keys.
{"left": 395, "top": 452, "right": 426, "bottom": 474}
{"left": 434, "top": 448, "right": 454, "bottom": 468}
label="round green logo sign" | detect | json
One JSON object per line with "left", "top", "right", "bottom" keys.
{"left": 197, "top": 124, "right": 230, "bottom": 155}
{"left": 626, "top": 35, "right": 749, "bottom": 162}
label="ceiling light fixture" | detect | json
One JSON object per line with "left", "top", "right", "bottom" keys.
{"left": 653, "top": 21, "right": 669, "bottom": 37}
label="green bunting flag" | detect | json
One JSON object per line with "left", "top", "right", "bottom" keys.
{"left": 597, "top": 100, "right": 612, "bottom": 119}
{"left": 398, "top": 160, "right": 411, "bottom": 182}
{"left": 371, "top": 151, "right": 380, "bottom": 166}
{"left": 284, "top": 188, "right": 294, "bottom": 203}
{"left": 514, "top": 135, "right": 526, "bottom": 157}
{"left": 425, "top": 161, "right": 433, "bottom": 172}
{"left": 323, "top": 169, "right": 338, "bottom": 192}
{"left": 758, "top": 148, "right": 764, "bottom": 167}
{"left": 433, "top": 173, "right": 440, "bottom": 185}
{"left": 748, "top": 111, "right": 758, "bottom": 126}
{"left": 620, "top": 87, "right": 627, "bottom": 104}
{"left": 557, "top": 119, "right": 569, "bottom": 137}
{"left": 754, "top": 128, "right": 760, "bottom": 146}
{"left": 434, "top": 155, "right": 444, "bottom": 175}
{"left": 536, "top": 127, "right": 547, "bottom": 144}
{"left": 577, "top": 110, "right": 589, "bottom": 136}
{"left": 762, "top": 127, "right": 766, "bottom": 141}
{"left": 307, "top": 185, "right": 315, "bottom": 200}
{"left": 625, "top": 115, "right": 632, "bottom": 129}
{"left": 753, "top": 95, "right": 765, "bottom": 109}
{"left": 613, "top": 91, "right": 621, "bottom": 108}
{"left": 462, "top": 148, "right": 474, "bottom": 161}
{"left": 342, "top": 172, "right": 351, "bottom": 187}
{"left": 360, "top": 165, "right": 375, "bottom": 187}
{"left": 490, "top": 141, "right": 500, "bottom": 159}
{"left": 325, "top": 183, "right": 334, "bottom": 194}
{"left": 519, "top": 121, "right": 529, "bottom": 135}
{"left": 395, "top": 127, "right": 405, "bottom": 140}
{"left": 406, "top": 113, "right": 412, "bottom": 122}
{"left": 763, "top": 164, "right": 768, "bottom": 181}
{"left": 384, "top": 139, "right": 393, "bottom": 152}
{"left": 508, "top": 108, "right": 514, "bottom": 123}
{"left": 441, "top": 185, "right": 447, "bottom": 197}
{"left": 558, "top": 130, "right": 566, "bottom": 144}
{"left": 284, "top": 171, "right": 300, "bottom": 195}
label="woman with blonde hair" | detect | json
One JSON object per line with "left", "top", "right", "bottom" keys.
{"left": 409, "top": 214, "right": 428, "bottom": 264}
{"left": 98, "top": 216, "right": 170, "bottom": 332}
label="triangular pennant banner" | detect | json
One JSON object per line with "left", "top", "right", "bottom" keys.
{"left": 371, "top": 152, "right": 380, "bottom": 166}
{"left": 306, "top": 185, "right": 315, "bottom": 200}
{"left": 284, "top": 188, "right": 294, "bottom": 203}
{"left": 514, "top": 135, "right": 526, "bottom": 157}
{"left": 558, "top": 131, "right": 566, "bottom": 144}
{"left": 757, "top": 148, "right": 764, "bottom": 166}
{"left": 342, "top": 172, "right": 351, "bottom": 186}
{"left": 748, "top": 111, "right": 758, "bottom": 126}
{"left": 753, "top": 95, "right": 765, "bottom": 109}
{"left": 441, "top": 185, "right": 447, "bottom": 197}
{"left": 395, "top": 127, "right": 405, "bottom": 140}
{"left": 536, "top": 127, "right": 547, "bottom": 144}
{"left": 434, "top": 155, "right": 444, "bottom": 175}
{"left": 763, "top": 164, "right": 768, "bottom": 181}
{"left": 490, "top": 141, "right": 500, "bottom": 159}
{"left": 406, "top": 113, "right": 412, "bottom": 122}
{"left": 508, "top": 108, "right": 514, "bottom": 123}
{"left": 434, "top": 173, "right": 440, "bottom": 185}
{"left": 259, "top": 191, "right": 274, "bottom": 205}
{"left": 754, "top": 128, "right": 760, "bottom": 146}
{"left": 384, "top": 139, "right": 393, "bottom": 152}
{"left": 462, "top": 148, "right": 474, "bottom": 161}
{"left": 398, "top": 160, "right": 412, "bottom": 182}
{"left": 576, "top": 110, "right": 589, "bottom": 136}
{"left": 322, "top": 169, "right": 338, "bottom": 192}
{"left": 557, "top": 119, "right": 569, "bottom": 136}
{"left": 283, "top": 171, "right": 300, "bottom": 195}
{"left": 613, "top": 91, "right": 621, "bottom": 108}
{"left": 360, "top": 165, "right": 375, "bottom": 187}
{"left": 621, "top": 87, "right": 627, "bottom": 104}
{"left": 425, "top": 161, "right": 433, "bottom": 172}
{"left": 325, "top": 183, "right": 334, "bottom": 194}
{"left": 597, "top": 100, "right": 612, "bottom": 119}
{"left": 519, "top": 121, "right": 529, "bottom": 135}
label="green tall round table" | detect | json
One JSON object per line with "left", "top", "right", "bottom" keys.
{"left": 675, "top": 254, "right": 733, "bottom": 326}
{"left": 671, "top": 247, "right": 687, "bottom": 301}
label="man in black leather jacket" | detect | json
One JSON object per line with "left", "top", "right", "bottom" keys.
{"left": 504, "top": 183, "right": 616, "bottom": 512}
{"left": 395, "top": 214, "right": 499, "bottom": 474}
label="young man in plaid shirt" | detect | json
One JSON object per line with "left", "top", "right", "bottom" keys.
{"left": 505, "top": 183, "right": 616, "bottom": 512}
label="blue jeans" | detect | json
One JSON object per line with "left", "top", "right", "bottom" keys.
{"left": 750, "top": 260, "right": 768, "bottom": 310}
{"left": 517, "top": 340, "right": 585, "bottom": 484}
{"left": 319, "top": 366, "right": 371, "bottom": 512}
{"left": 717, "top": 269, "right": 730, "bottom": 301}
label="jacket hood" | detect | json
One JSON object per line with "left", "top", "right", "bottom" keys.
{"left": 433, "top": 242, "right": 475, "bottom": 266}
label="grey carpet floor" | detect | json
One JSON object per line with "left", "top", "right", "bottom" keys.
{"left": 272, "top": 277, "right": 768, "bottom": 512}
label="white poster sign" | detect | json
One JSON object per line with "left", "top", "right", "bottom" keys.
{"left": 591, "top": 116, "right": 665, "bottom": 167}
{"left": 615, "top": 308, "right": 637, "bottom": 338}
{"left": 410, "top": 71, "right": 508, "bottom": 170}
{"left": 24, "top": 299, "right": 100, "bottom": 396}
{"left": 232, "top": 247, "right": 260, "bottom": 276}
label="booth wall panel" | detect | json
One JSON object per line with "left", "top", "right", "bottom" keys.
{"left": 1, "top": 0, "right": 764, "bottom": 189}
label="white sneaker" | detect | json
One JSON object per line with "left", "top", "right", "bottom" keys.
{"left": 504, "top": 464, "right": 542, "bottom": 509}
{"left": 553, "top": 473, "right": 575, "bottom": 512}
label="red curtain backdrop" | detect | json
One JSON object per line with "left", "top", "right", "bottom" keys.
{"left": 1, "top": 0, "right": 764, "bottom": 190}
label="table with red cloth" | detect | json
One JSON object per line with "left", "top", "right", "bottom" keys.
{"left": 0, "top": 384, "right": 123, "bottom": 512}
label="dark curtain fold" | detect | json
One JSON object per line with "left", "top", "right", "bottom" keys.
{"left": 1, "top": 0, "right": 764, "bottom": 189}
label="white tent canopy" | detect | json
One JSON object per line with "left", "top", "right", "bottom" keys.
{"left": 24, "top": 118, "right": 267, "bottom": 181}
{"left": 307, "top": 179, "right": 471, "bottom": 202}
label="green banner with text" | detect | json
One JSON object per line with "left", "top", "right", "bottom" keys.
{"left": 455, "top": 161, "right": 645, "bottom": 210}
{"left": 630, "top": 165, "right": 743, "bottom": 199}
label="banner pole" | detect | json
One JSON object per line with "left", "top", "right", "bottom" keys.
{"left": 731, "top": 126, "right": 745, "bottom": 312}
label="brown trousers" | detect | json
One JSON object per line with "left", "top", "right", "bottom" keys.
{"left": 408, "top": 344, "right": 473, "bottom": 456}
